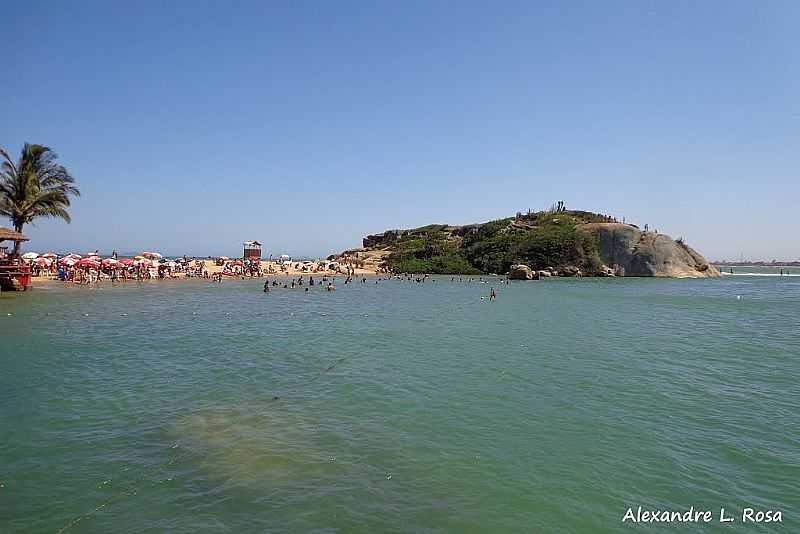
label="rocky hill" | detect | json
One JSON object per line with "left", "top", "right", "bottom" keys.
{"left": 333, "top": 210, "right": 719, "bottom": 278}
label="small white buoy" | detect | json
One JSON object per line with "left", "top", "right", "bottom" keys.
{"left": 6, "top": 313, "right": 11, "bottom": 316}
{"left": 121, "top": 313, "right": 128, "bottom": 317}
{"left": 736, "top": 295, "right": 742, "bottom": 300}
{"left": 84, "top": 313, "right": 89, "bottom": 317}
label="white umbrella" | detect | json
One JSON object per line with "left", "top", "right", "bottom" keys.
{"left": 41, "top": 252, "right": 58, "bottom": 258}
{"left": 142, "top": 252, "right": 162, "bottom": 260}
{"left": 21, "top": 252, "right": 39, "bottom": 260}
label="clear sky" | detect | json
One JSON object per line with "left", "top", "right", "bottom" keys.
{"left": 3, "top": 0, "right": 798, "bottom": 260}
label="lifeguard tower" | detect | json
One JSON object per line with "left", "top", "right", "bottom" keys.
{"left": 243, "top": 240, "right": 262, "bottom": 260}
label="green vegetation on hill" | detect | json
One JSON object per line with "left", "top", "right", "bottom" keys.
{"left": 382, "top": 210, "right": 611, "bottom": 274}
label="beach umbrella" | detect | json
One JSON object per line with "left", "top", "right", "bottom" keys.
{"left": 41, "top": 252, "right": 58, "bottom": 259}
{"left": 34, "top": 257, "right": 51, "bottom": 266}
{"left": 218, "top": 256, "right": 229, "bottom": 261}
{"left": 61, "top": 257, "right": 78, "bottom": 267}
{"left": 77, "top": 258, "right": 100, "bottom": 268}
{"left": 167, "top": 261, "right": 177, "bottom": 268}
{"left": 22, "top": 252, "right": 39, "bottom": 260}
{"left": 119, "top": 258, "right": 134, "bottom": 266}
{"left": 102, "top": 258, "right": 119, "bottom": 267}
{"left": 134, "top": 255, "right": 145, "bottom": 260}
{"left": 142, "top": 252, "right": 162, "bottom": 260}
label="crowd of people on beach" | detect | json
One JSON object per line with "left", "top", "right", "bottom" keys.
{"left": 19, "top": 251, "right": 365, "bottom": 285}
{"left": 16, "top": 250, "right": 507, "bottom": 301}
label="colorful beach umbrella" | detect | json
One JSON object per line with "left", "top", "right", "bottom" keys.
{"left": 118, "top": 258, "right": 134, "bottom": 266}
{"left": 77, "top": 258, "right": 100, "bottom": 268}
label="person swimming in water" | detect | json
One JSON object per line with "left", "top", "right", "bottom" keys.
{"left": 490, "top": 287, "right": 496, "bottom": 301}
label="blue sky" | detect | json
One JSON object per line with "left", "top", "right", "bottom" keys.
{"left": 3, "top": 0, "right": 798, "bottom": 260}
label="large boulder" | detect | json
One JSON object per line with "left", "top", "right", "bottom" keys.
{"left": 560, "top": 266, "right": 583, "bottom": 277}
{"left": 578, "top": 223, "right": 720, "bottom": 278}
{"left": 508, "top": 264, "right": 538, "bottom": 280}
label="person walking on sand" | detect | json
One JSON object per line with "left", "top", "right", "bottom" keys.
{"left": 490, "top": 287, "right": 496, "bottom": 301}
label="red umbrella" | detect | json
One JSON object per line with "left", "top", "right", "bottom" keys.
{"left": 118, "top": 258, "right": 134, "bottom": 266}
{"left": 77, "top": 258, "right": 100, "bottom": 268}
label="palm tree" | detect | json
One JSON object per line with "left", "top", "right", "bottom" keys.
{"left": 0, "top": 143, "right": 80, "bottom": 256}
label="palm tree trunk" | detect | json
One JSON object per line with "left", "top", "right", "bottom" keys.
{"left": 12, "top": 223, "right": 24, "bottom": 257}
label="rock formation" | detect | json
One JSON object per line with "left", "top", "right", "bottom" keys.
{"left": 578, "top": 223, "right": 719, "bottom": 278}
{"left": 508, "top": 264, "right": 538, "bottom": 280}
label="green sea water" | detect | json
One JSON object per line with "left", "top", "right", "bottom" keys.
{"left": 1, "top": 276, "right": 798, "bottom": 533}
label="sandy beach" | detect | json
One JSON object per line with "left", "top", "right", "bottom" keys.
{"left": 27, "top": 258, "right": 381, "bottom": 288}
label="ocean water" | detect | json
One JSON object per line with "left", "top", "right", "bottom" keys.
{"left": 1, "top": 276, "right": 798, "bottom": 533}
{"left": 717, "top": 265, "right": 800, "bottom": 277}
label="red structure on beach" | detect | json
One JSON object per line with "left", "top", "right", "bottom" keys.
{"left": 0, "top": 227, "right": 32, "bottom": 291}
